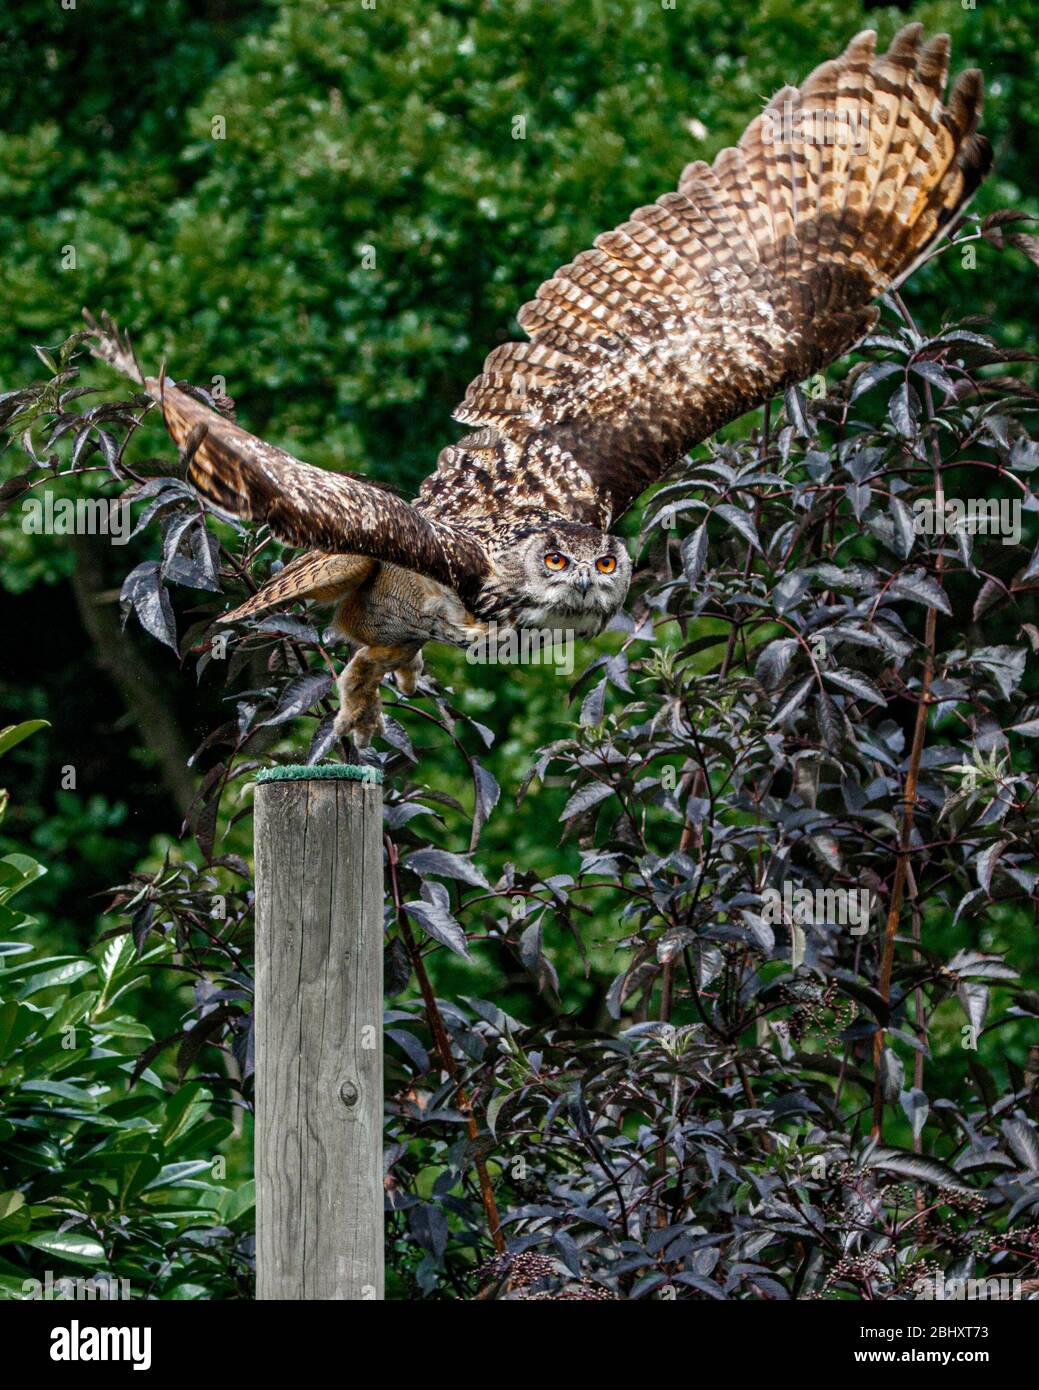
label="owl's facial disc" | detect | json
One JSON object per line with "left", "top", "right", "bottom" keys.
{"left": 512, "top": 527, "right": 631, "bottom": 634}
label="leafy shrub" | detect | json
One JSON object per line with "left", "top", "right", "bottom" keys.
{"left": 0, "top": 721, "right": 252, "bottom": 1300}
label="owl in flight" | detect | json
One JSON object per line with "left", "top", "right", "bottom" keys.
{"left": 90, "top": 26, "right": 990, "bottom": 745}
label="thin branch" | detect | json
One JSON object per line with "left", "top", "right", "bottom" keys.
{"left": 385, "top": 834, "right": 505, "bottom": 1253}
{"left": 872, "top": 291, "right": 945, "bottom": 1138}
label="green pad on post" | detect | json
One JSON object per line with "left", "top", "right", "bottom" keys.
{"left": 255, "top": 763, "right": 383, "bottom": 786}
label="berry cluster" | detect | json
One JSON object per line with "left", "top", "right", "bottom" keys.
{"left": 785, "top": 983, "right": 857, "bottom": 1048}
{"left": 476, "top": 1250, "right": 558, "bottom": 1289}
{"left": 475, "top": 1250, "right": 616, "bottom": 1300}
{"left": 891, "top": 1260, "right": 942, "bottom": 1295}
{"left": 518, "top": 1283, "right": 616, "bottom": 1301}
{"left": 937, "top": 1186, "right": 987, "bottom": 1215}
{"left": 824, "top": 1252, "right": 883, "bottom": 1287}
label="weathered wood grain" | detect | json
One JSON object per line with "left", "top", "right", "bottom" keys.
{"left": 254, "top": 774, "right": 384, "bottom": 1299}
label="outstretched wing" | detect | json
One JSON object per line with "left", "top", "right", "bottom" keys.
{"left": 153, "top": 378, "right": 489, "bottom": 597}
{"left": 446, "top": 25, "right": 991, "bottom": 525}
{"left": 84, "top": 312, "right": 489, "bottom": 598}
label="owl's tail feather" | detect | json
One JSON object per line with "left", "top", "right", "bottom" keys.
{"left": 220, "top": 551, "right": 376, "bottom": 624}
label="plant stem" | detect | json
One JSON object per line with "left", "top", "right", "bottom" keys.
{"left": 872, "top": 293, "right": 945, "bottom": 1138}
{"left": 385, "top": 834, "right": 505, "bottom": 1253}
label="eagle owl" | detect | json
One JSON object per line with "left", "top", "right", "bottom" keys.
{"left": 89, "top": 26, "right": 990, "bottom": 745}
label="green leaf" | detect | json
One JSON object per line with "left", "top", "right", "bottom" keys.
{"left": 22, "top": 1231, "right": 106, "bottom": 1265}
{"left": 19, "top": 1080, "right": 99, "bottom": 1106}
{"left": 142, "top": 1160, "right": 215, "bottom": 1191}
{"left": 0, "top": 854, "right": 46, "bottom": 902}
{"left": 0, "top": 1208, "right": 30, "bottom": 1245}
{"left": 17, "top": 960, "right": 95, "bottom": 998}
{"left": 0, "top": 1192, "right": 24, "bottom": 1222}
{"left": 219, "top": 1179, "right": 255, "bottom": 1224}
{"left": 121, "top": 1153, "right": 162, "bottom": 1201}
{"left": 161, "top": 1081, "right": 212, "bottom": 1148}
{"left": 0, "top": 1000, "right": 42, "bottom": 1057}
{"left": 99, "top": 933, "right": 134, "bottom": 986}
{"left": 0, "top": 721, "right": 50, "bottom": 759}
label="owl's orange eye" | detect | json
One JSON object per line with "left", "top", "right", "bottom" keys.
{"left": 596, "top": 556, "right": 617, "bottom": 574}
{"left": 544, "top": 552, "right": 568, "bottom": 571}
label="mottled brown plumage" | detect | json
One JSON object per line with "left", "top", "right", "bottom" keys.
{"left": 88, "top": 27, "right": 991, "bottom": 744}
{"left": 222, "top": 552, "right": 377, "bottom": 621}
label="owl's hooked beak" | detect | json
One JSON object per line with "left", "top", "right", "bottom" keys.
{"left": 576, "top": 569, "right": 591, "bottom": 597}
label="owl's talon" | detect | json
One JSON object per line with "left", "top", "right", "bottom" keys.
{"left": 334, "top": 693, "right": 384, "bottom": 748}
{"left": 391, "top": 651, "right": 424, "bottom": 697}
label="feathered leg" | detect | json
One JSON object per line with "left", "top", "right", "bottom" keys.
{"left": 335, "top": 642, "right": 423, "bottom": 747}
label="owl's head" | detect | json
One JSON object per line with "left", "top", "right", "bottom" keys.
{"left": 504, "top": 524, "right": 632, "bottom": 635}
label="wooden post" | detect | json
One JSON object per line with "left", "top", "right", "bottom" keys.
{"left": 253, "top": 764, "right": 384, "bottom": 1300}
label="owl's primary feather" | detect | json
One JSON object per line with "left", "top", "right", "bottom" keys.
{"left": 86, "top": 26, "right": 991, "bottom": 742}
{"left": 446, "top": 24, "right": 990, "bottom": 524}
